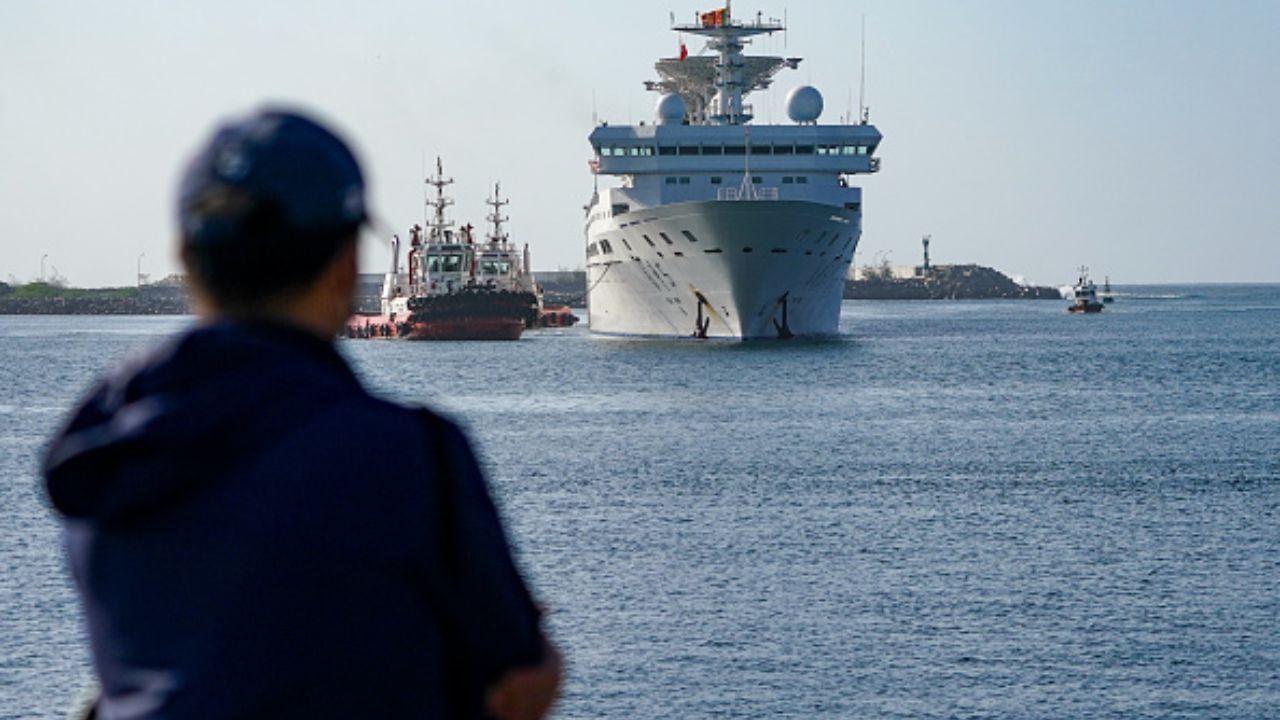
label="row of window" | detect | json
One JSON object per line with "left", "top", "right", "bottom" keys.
{"left": 597, "top": 229, "right": 697, "bottom": 255}
{"left": 663, "top": 175, "right": 812, "bottom": 186}
{"left": 590, "top": 246, "right": 855, "bottom": 263}
{"left": 586, "top": 238, "right": 617, "bottom": 258}
{"left": 425, "top": 254, "right": 464, "bottom": 273}
{"left": 597, "top": 143, "right": 875, "bottom": 158}
{"left": 590, "top": 228, "right": 856, "bottom": 259}
{"left": 424, "top": 255, "right": 514, "bottom": 274}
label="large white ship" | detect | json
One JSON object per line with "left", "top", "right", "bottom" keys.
{"left": 585, "top": 4, "right": 882, "bottom": 339}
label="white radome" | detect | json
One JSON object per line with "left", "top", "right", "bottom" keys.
{"left": 785, "top": 85, "right": 823, "bottom": 123}
{"left": 655, "top": 93, "right": 687, "bottom": 124}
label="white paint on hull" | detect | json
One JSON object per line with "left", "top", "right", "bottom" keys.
{"left": 586, "top": 200, "right": 859, "bottom": 339}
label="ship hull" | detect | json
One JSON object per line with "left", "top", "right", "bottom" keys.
{"left": 586, "top": 200, "right": 859, "bottom": 339}
{"left": 404, "top": 317, "right": 524, "bottom": 341}
{"left": 344, "top": 288, "right": 536, "bottom": 341}
{"left": 1068, "top": 303, "right": 1105, "bottom": 314}
{"left": 406, "top": 289, "right": 535, "bottom": 340}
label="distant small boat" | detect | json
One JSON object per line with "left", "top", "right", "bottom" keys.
{"left": 1068, "top": 267, "right": 1104, "bottom": 313}
{"left": 1101, "top": 276, "right": 1115, "bottom": 304}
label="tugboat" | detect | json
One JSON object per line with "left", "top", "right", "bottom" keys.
{"left": 344, "top": 159, "right": 541, "bottom": 340}
{"left": 1068, "top": 267, "right": 1105, "bottom": 314}
{"left": 1101, "top": 276, "right": 1115, "bottom": 304}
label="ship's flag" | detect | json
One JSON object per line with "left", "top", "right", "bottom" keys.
{"left": 700, "top": 7, "right": 727, "bottom": 27}
{"left": 679, "top": 35, "right": 688, "bottom": 61}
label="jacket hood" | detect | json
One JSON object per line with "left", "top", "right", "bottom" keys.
{"left": 42, "top": 321, "right": 355, "bottom": 525}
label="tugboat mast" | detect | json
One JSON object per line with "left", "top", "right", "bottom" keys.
{"left": 485, "top": 182, "right": 510, "bottom": 246}
{"left": 424, "top": 157, "right": 454, "bottom": 242}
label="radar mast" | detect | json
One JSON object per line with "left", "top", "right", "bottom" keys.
{"left": 485, "top": 183, "right": 510, "bottom": 246}
{"left": 424, "top": 157, "right": 454, "bottom": 242}
{"left": 664, "top": 2, "right": 790, "bottom": 125}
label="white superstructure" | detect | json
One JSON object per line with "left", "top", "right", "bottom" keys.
{"left": 585, "top": 5, "right": 882, "bottom": 338}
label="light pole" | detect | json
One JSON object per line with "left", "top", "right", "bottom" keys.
{"left": 41, "top": 254, "right": 48, "bottom": 282}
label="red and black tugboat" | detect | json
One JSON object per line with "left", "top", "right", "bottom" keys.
{"left": 345, "top": 159, "right": 574, "bottom": 340}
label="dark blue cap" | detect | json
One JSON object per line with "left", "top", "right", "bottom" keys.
{"left": 178, "top": 108, "right": 368, "bottom": 245}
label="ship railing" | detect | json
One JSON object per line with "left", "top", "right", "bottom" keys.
{"left": 717, "top": 186, "right": 779, "bottom": 201}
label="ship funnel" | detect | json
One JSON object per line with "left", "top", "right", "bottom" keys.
{"left": 391, "top": 234, "right": 401, "bottom": 274}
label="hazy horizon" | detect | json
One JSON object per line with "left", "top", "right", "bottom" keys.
{"left": 4, "top": 1, "right": 1277, "bottom": 287}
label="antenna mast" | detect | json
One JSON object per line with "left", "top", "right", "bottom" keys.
{"left": 858, "top": 14, "right": 869, "bottom": 124}
{"left": 486, "top": 182, "right": 510, "bottom": 245}
{"left": 424, "top": 157, "right": 455, "bottom": 242}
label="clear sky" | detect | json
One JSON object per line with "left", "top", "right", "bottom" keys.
{"left": 3, "top": 0, "right": 1277, "bottom": 287}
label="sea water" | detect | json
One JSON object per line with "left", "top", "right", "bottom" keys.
{"left": 2, "top": 286, "right": 1277, "bottom": 719}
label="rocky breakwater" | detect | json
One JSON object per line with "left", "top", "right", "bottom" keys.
{"left": 0, "top": 281, "right": 191, "bottom": 315}
{"left": 845, "top": 264, "right": 1060, "bottom": 300}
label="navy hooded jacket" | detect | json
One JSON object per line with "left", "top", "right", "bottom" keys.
{"left": 42, "top": 321, "right": 543, "bottom": 719}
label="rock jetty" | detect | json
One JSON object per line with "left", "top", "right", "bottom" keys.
{"left": 0, "top": 281, "right": 190, "bottom": 315}
{"left": 845, "top": 264, "right": 1060, "bottom": 300}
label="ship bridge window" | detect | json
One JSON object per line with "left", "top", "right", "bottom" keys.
{"left": 774, "top": 145, "right": 794, "bottom": 155}
{"left": 703, "top": 146, "right": 723, "bottom": 155}
{"left": 710, "top": 176, "right": 722, "bottom": 184}
{"left": 679, "top": 177, "right": 691, "bottom": 185}
{"left": 795, "top": 145, "right": 814, "bottom": 154}
{"left": 659, "top": 232, "right": 674, "bottom": 245}
{"left": 841, "top": 145, "right": 860, "bottom": 155}
{"left": 796, "top": 176, "right": 809, "bottom": 184}
{"left": 751, "top": 145, "right": 772, "bottom": 155}
{"left": 443, "top": 254, "right": 463, "bottom": 272}
{"left": 642, "top": 234, "right": 656, "bottom": 247}
{"left": 600, "top": 239, "right": 615, "bottom": 254}
{"left": 751, "top": 176, "right": 762, "bottom": 184}
{"left": 612, "top": 203, "right": 630, "bottom": 215}
{"left": 681, "top": 230, "right": 699, "bottom": 243}
{"left": 844, "top": 201, "right": 861, "bottom": 212}
{"left": 658, "top": 146, "right": 677, "bottom": 156}
{"left": 665, "top": 177, "right": 678, "bottom": 185}
{"left": 480, "top": 261, "right": 512, "bottom": 275}
{"left": 817, "top": 145, "right": 840, "bottom": 156}
{"left": 427, "top": 255, "right": 442, "bottom": 272}
{"left": 724, "top": 145, "right": 745, "bottom": 155}
{"left": 782, "top": 176, "right": 794, "bottom": 184}
{"left": 678, "top": 145, "right": 700, "bottom": 155}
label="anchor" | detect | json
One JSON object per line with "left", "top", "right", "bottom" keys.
{"left": 692, "top": 291, "right": 711, "bottom": 339}
{"left": 772, "top": 291, "right": 794, "bottom": 340}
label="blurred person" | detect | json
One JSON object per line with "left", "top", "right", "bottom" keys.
{"left": 42, "top": 108, "right": 560, "bottom": 719}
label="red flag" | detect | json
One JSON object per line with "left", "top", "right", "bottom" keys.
{"left": 679, "top": 39, "right": 688, "bottom": 61}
